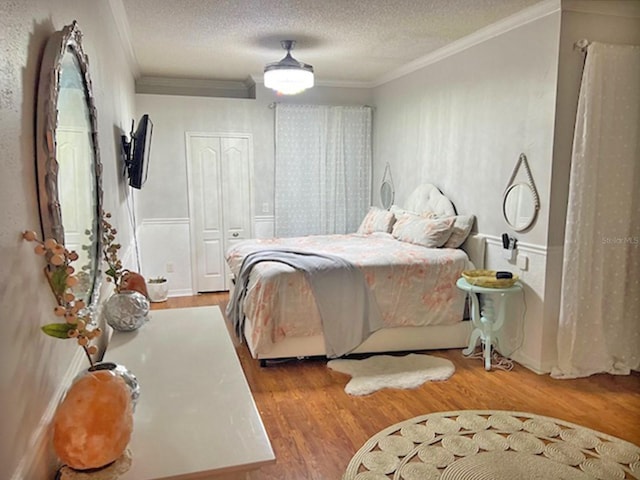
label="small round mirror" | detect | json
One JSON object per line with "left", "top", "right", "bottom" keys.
{"left": 503, "top": 183, "right": 537, "bottom": 231}
{"left": 380, "top": 181, "right": 394, "bottom": 210}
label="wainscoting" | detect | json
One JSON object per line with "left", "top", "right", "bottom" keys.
{"left": 139, "top": 218, "right": 194, "bottom": 297}
{"left": 138, "top": 215, "right": 276, "bottom": 297}
{"left": 482, "top": 234, "right": 555, "bottom": 373}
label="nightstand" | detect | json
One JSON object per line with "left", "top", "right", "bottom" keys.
{"left": 456, "top": 277, "right": 523, "bottom": 371}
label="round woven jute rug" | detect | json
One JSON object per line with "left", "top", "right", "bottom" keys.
{"left": 343, "top": 410, "right": 640, "bottom": 480}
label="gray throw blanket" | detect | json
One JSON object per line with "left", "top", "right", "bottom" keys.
{"left": 226, "top": 249, "right": 383, "bottom": 358}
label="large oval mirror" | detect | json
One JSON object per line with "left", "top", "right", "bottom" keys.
{"left": 503, "top": 183, "right": 537, "bottom": 232}
{"left": 35, "top": 21, "right": 103, "bottom": 311}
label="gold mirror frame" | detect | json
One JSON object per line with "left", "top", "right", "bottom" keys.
{"left": 35, "top": 21, "right": 103, "bottom": 311}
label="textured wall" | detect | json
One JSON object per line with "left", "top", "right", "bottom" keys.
{"left": 0, "top": 2, "right": 135, "bottom": 478}
{"left": 371, "top": 11, "right": 562, "bottom": 371}
{"left": 133, "top": 85, "right": 373, "bottom": 293}
{"left": 371, "top": 4, "right": 640, "bottom": 372}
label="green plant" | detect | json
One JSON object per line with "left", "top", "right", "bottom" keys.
{"left": 23, "top": 230, "right": 101, "bottom": 367}
{"left": 101, "top": 212, "right": 125, "bottom": 293}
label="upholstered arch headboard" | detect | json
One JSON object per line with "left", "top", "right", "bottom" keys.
{"left": 404, "top": 183, "right": 457, "bottom": 217}
{"left": 402, "top": 183, "right": 485, "bottom": 269}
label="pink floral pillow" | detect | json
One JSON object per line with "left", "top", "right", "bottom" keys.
{"left": 357, "top": 207, "right": 396, "bottom": 234}
{"left": 443, "top": 215, "right": 475, "bottom": 248}
{"left": 391, "top": 213, "right": 455, "bottom": 248}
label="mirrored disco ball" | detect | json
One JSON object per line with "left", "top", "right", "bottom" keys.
{"left": 104, "top": 290, "right": 150, "bottom": 332}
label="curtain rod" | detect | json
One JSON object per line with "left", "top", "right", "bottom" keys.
{"left": 574, "top": 38, "right": 590, "bottom": 53}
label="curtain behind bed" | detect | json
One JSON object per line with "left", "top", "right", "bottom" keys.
{"left": 274, "top": 104, "right": 372, "bottom": 237}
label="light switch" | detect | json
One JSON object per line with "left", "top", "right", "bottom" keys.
{"left": 517, "top": 253, "right": 528, "bottom": 271}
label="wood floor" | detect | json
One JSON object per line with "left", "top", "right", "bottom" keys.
{"left": 152, "top": 293, "right": 640, "bottom": 480}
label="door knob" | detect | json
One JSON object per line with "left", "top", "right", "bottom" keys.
{"left": 232, "top": 232, "right": 239, "bottom": 237}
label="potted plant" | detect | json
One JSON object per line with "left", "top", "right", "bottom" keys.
{"left": 147, "top": 276, "right": 169, "bottom": 303}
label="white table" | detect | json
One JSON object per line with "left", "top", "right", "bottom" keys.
{"left": 456, "top": 278, "right": 522, "bottom": 371}
{"left": 105, "top": 306, "right": 275, "bottom": 479}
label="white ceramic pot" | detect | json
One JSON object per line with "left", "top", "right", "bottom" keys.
{"left": 148, "top": 281, "right": 169, "bottom": 302}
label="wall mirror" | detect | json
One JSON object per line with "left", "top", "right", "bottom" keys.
{"left": 35, "top": 21, "right": 103, "bottom": 311}
{"left": 380, "top": 162, "right": 395, "bottom": 210}
{"left": 503, "top": 153, "right": 539, "bottom": 232}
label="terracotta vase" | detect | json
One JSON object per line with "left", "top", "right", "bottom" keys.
{"left": 53, "top": 369, "right": 134, "bottom": 470}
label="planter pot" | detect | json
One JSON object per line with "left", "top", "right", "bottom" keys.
{"left": 148, "top": 281, "right": 169, "bottom": 302}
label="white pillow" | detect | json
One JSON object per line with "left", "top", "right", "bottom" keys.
{"left": 391, "top": 214, "right": 455, "bottom": 248}
{"left": 443, "top": 215, "right": 475, "bottom": 248}
{"left": 390, "top": 204, "right": 437, "bottom": 219}
{"left": 357, "top": 207, "right": 396, "bottom": 234}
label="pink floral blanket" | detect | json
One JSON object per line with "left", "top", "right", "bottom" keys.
{"left": 225, "top": 232, "right": 471, "bottom": 355}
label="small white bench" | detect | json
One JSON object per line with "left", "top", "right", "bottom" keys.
{"left": 105, "top": 306, "right": 275, "bottom": 479}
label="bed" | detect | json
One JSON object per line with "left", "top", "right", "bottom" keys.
{"left": 226, "top": 184, "right": 485, "bottom": 363}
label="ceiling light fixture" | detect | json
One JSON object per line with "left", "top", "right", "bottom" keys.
{"left": 264, "top": 40, "right": 314, "bottom": 95}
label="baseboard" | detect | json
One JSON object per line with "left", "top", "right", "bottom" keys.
{"left": 168, "top": 288, "right": 194, "bottom": 297}
{"left": 511, "top": 349, "right": 551, "bottom": 375}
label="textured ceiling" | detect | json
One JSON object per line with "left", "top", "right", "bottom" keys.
{"left": 119, "top": 0, "right": 543, "bottom": 85}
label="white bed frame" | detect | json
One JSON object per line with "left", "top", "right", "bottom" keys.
{"left": 242, "top": 184, "right": 486, "bottom": 363}
{"left": 248, "top": 234, "right": 485, "bottom": 362}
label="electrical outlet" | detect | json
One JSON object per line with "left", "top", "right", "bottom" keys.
{"left": 166, "top": 262, "right": 174, "bottom": 273}
{"left": 517, "top": 253, "right": 529, "bottom": 271}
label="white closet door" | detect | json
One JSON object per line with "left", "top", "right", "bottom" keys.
{"left": 187, "top": 133, "right": 252, "bottom": 292}
{"left": 220, "top": 137, "right": 252, "bottom": 286}
{"left": 57, "top": 128, "right": 93, "bottom": 267}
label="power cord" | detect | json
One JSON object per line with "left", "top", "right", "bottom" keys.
{"left": 125, "top": 185, "right": 142, "bottom": 272}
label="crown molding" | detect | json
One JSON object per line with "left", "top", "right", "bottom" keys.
{"left": 562, "top": 0, "right": 640, "bottom": 18}
{"left": 373, "top": 0, "right": 561, "bottom": 87}
{"left": 136, "top": 76, "right": 256, "bottom": 98}
{"left": 108, "top": 0, "right": 140, "bottom": 78}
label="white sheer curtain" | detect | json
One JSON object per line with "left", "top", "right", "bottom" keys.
{"left": 552, "top": 42, "right": 640, "bottom": 379}
{"left": 274, "top": 104, "right": 372, "bottom": 237}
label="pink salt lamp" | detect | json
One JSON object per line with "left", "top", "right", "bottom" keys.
{"left": 53, "top": 369, "right": 133, "bottom": 470}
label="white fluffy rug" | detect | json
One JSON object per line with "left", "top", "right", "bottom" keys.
{"left": 327, "top": 354, "right": 455, "bottom": 396}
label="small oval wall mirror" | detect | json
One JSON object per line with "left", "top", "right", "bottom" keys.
{"left": 35, "top": 21, "right": 103, "bottom": 311}
{"left": 380, "top": 181, "right": 394, "bottom": 210}
{"left": 380, "top": 163, "right": 395, "bottom": 210}
{"left": 503, "top": 183, "right": 537, "bottom": 231}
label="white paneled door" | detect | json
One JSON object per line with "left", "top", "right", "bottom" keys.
{"left": 187, "top": 133, "right": 252, "bottom": 292}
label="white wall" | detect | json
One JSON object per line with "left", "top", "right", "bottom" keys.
{"left": 372, "top": 8, "right": 561, "bottom": 372}
{"left": 134, "top": 85, "right": 373, "bottom": 294}
{"left": 371, "top": 1, "right": 640, "bottom": 372}
{"left": 0, "top": 2, "right": 136, "bottom": 478}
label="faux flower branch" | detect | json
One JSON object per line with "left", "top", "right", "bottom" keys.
{"left": 101, "top": 212, "right": 125, "bottom": 293}
{"left": 22, "top": 231, "right": 101, "bottom": 367}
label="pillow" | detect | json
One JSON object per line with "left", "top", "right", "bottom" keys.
{"left": 443, "top": 215, "right": 476, "bottom": 249}
{"left": 391, "top": 214, "right": 455, "bottom": 248}
{"left": 390, "top": 204, "right": 437, "bottom": 219}
{"left": 357, "top": 207, "right": 396, "bottom": 234}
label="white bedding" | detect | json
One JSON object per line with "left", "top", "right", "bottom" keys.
{"left": 226, "top": 232, "right": 472, "bottom": 356}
